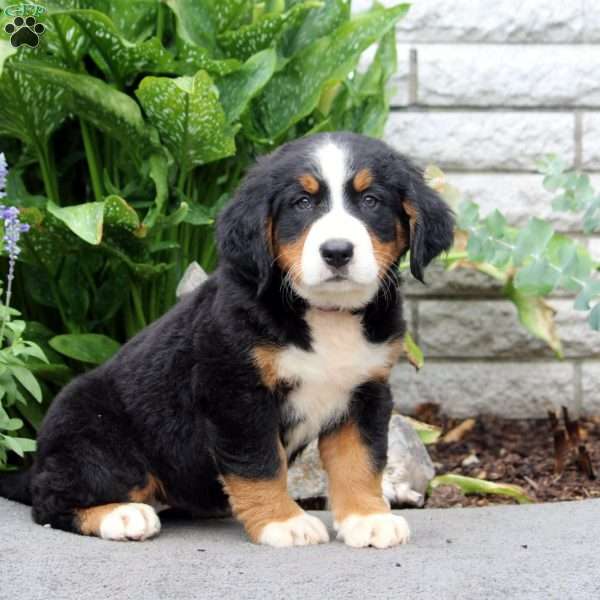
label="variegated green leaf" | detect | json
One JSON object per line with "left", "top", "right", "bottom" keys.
{"left": 255, "top": 3, "right": 409, "bottom": 139}
{"left": 0, "top": 58, "right": 68, "bottom": 146}
{"left": 217, "top": 1, "right": 320, "bottom": 61}
{"left": 136, "top": 71, "right": 237, "bottom": 174}
{"left": 12, "top": 61, "right": 158, "bottom": 154}
{"left": 104, "top": 195, "right": 140, "bottom": 231}
{"left": 54, "top": 9, "right": 173, "bottom": 85}
{"left": 0, "top": 39, "right": 16, "bottom": 77}
{"left": 280, "top": 0, "right": 350, "bottom": 57}
{"left": 47, "top": 201, "right": 105, "bottom": 245}
{"left": 175, "top": 41, "right": 241, "bottom": 77}
{"left": 217, "top": 48, "right": 277, "bottom": 123}
{"left": 165, "top": 0, "right": 252, "bottom": 53}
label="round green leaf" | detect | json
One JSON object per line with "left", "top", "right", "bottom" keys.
{"left": 49, "top": 334, "right": 121, "bottom": 365}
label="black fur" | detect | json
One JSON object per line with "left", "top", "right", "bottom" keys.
{"left": 0, "top": 132, "right": 454, "bottom": 536}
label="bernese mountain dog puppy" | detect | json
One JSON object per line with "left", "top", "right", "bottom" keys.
{"left": 0, "top": 132, "right": 453, "bottom": 548}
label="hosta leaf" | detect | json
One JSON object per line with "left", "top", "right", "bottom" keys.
{"left": 217, "top": 49, "right": 277, "bottom": 123}
{"left": 0, "top": 39, "right": 16, "bottom": 77}
{"left": 175, "top": 41, "right": 241, "bottom": 77}
{"left": 184, "top": 204, "right": 214, "bottom": 226}
{"left": 0, "top": 59, "right": 68, "bottom": 147}
{"left": 45, "top": 13, "right": 90, "bottom": 65}
{"left": 143, "top": 153, "right": 169, "bottom": 228}
{"left": 136, "top": 71, "right": 237, "bottom": 174}
{"left": 103, "top": 0, "right": 158, "bottom": 41}
{"left": 55, "top": 9, "right": 173, "bottom": 84}
{"left": 166, "top": 0, "right": 252, "bottom": 53}
{"left": 217, "top": 1, "right": 319, "bottom": 61}
{"left": 429, "top": 474, "right": 533, "bottom": 504}
{"left": 104, "top": 195, "right": 140, "bottom": 231}
{"left": 280, "top": 0, "right": 350, "bottom": 57}
{"left": 47, "top": 201, "right": 104, "bottom": 245}
{"left": 505, "top": 280, "right": 563, "bottom": 357}
{"left": 12, "top": 61, "right": 158, "bottom": 156}
{"left": 58, "top": 255, "right": 91, "bottom": 325}
{"left": 254, "top": 3, "right": 409, "bottom": 139}
{"left": 49, "top": 333, "right": 120, "bottom": 364}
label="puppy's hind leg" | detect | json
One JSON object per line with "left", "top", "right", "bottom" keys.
{"left": 76, "top": 502, "right": 161, "bottom": 541}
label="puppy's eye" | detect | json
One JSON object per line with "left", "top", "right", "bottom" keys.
{"left": 361, "top": 195, "right": 380, "bottom": 209}
{"left": 293, "top": 196, "right": 314, "bottom": 211}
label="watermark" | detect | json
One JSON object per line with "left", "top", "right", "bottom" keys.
{"left": 2, "top": 3, "right": 47, "bottom": 48}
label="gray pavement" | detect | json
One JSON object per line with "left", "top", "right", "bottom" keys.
{"left": 1, "top": 497, "right": 599, "bottom": 600}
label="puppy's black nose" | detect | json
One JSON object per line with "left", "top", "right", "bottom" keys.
{"left": 320, "top": 239, "right": 354, "bottom": 268}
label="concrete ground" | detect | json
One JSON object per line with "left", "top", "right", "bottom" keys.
{"left": 1, "top": 498, "right": 599, "bottom": 600}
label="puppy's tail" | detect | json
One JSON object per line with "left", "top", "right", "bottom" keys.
{"left": 0, "top": 469, "right": 32, "bottom": 505}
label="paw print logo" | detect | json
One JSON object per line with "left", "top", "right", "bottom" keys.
{"left": 4, "top": 16, "right": 45, "bottom": 48}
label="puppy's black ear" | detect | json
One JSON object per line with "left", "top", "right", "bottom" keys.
{"left": 216, "top": 163, "right": 274, "bottom": 295}
{"left": 401, "top": 162, "right": 455, "bottom": 282}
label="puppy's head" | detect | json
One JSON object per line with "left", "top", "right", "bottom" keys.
{"left": 217, "top": 132, "right": 454, "bottom": 309}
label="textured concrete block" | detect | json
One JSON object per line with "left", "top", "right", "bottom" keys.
{"left": 446, "top": 173, "right": 583, "bottom": 232}
{"left": 413, "top": 45, "right": 600, "bottom": 108}
{"left": 588, "top": 237, "right": 600, "bottom": 261}
{"left": 582, "top": 362, "right": 600, "bottom": 415}
{"left": 582, "top": 113, "right": 600, "bottom": 170}
{"left": 385, "top": 112, "right": 575, "bottom": 171}
{"left": 417, "top": 299, "right": 600, "bottom": 359}
{"left": 390, "top": 361, "right": 576, "bottom": 418}
{"left": 403, "top": 263, "right": 505, "bottom": 298}
{"left": 354, "top": 0, "right": 584, "bottom": 43}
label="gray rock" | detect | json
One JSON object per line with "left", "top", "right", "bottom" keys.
{"left": 176, "top": 261, "right": 208, "bottom": 299}
{"left": 288, "top": 414, "right": 435, "bottom": 508}
{"left": 382, "top": 414, "right": 435, "bottom": 507}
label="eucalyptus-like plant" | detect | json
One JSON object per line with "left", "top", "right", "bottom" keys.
{"left": 421, "top": 157, "right": 600, "bottom": 359}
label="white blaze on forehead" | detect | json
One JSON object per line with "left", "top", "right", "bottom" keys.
{"left": 295, "top": 139, "right": 379, "bottom": 309}
{"left": 314, "top": 141, "right": 348, "bottom": 210}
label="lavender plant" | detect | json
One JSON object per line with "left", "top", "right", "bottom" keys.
{"left": 0, "top": 153, "right": 47, "bottom": 469}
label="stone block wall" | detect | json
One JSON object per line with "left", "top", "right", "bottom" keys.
{"left": 356, "top": 0, "right": 600, "bottom": 417}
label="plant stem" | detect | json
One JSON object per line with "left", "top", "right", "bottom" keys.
{"left": 36, "top": 144, "right": 58, "bottom": 204}
{"left": 156, "top": 2, "right": 166, "bottom": 41}
{"left": 80, "top": 121, "right": 104, "bottom": 203}
{"left": 130, "top": 283, "right": 146, "bottom": 330}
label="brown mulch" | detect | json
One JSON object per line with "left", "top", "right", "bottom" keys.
{"left": 420, "top": 404, "right": 600, "bottom": 508}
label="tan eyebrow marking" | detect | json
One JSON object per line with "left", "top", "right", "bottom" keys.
{"left": 353, "top": 168, "right": 373, "bottom": 193}
{"left": 298, "top": 174, "right": 319, "bottom": 194}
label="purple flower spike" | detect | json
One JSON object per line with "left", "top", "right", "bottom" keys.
{"left": 0, "top": 153, "right": 7, "bottom": 199}
{"left": 0, "top": 154, "right": 30, "bottom": 342}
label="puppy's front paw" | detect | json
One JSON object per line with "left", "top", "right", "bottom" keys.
{"left": 336, "top": 513, "right": 410, "bottom": 549}
{"left": 99, "top": 503, "right": 161, "bottom": 541}
{"left": 258, "top": 512, "right": 330, "bottom": 547}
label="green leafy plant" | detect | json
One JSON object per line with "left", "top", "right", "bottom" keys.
{"left": 0, "top": 0, "right": 408, "bottom": 382}
{"left": 0, "top": 303, "right": 47, "bottom": 469}
{"left": 404, "top": 158, "right": 600, "bottom": 362}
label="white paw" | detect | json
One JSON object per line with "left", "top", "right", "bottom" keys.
{"left": 99, "top": 503, "right": 161, "bottom": 541}
{"left": 258, "top": 512, "right": 330, "bottom": 547}
{"left": 336, "top": 513, "right": 410, "bottom": 549}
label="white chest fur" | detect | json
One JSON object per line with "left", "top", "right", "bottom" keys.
{"left": 276, "top": 309, "right": 395, "bottom": 456}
